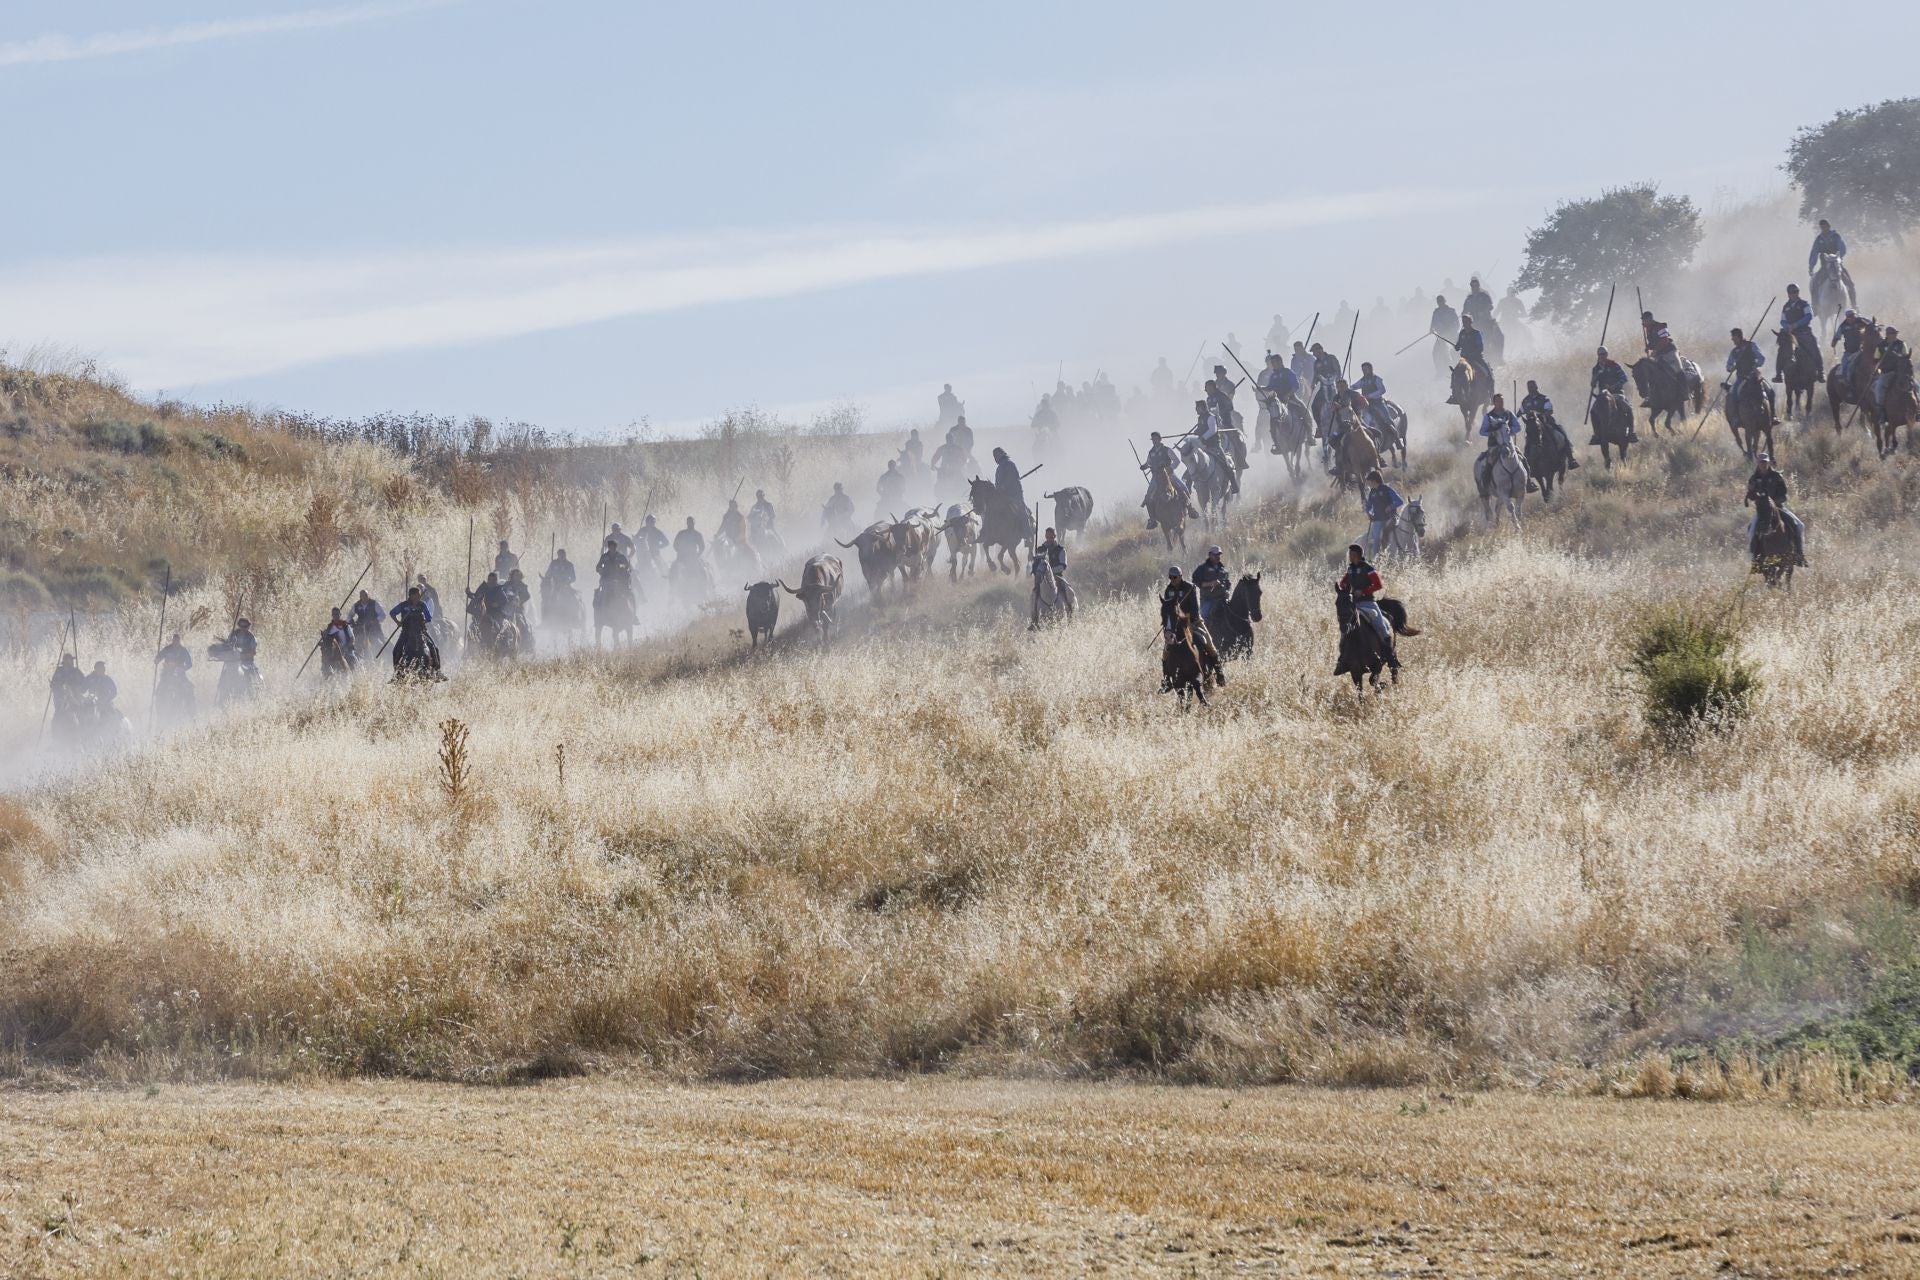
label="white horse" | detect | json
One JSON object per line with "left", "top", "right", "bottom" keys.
{"left": 1475, "top": 442, "right": 1529, "bottom": 532}
{"left": 1810, "top": 252, "right": 1856, "bottom": 342}
{"left": 1383, "top": 496, "right": 1426, "bottom": 560}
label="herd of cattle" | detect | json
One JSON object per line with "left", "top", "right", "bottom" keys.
{"left": 738, "top": 484, "right": 1097, "bottom": 647}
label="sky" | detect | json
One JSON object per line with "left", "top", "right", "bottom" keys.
{"left": 4, "top": 0, "right": 1918, "bottom": 435}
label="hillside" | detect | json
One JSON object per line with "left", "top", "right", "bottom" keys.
{"left": 3, "top": 324, "right": 1919, "bottom": 1091}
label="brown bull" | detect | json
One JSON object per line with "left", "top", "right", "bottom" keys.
{"left": 780, "top": 554, "right": 843, "bottom": 644}
{"left": 835, "top": 521, "right": 904, "bottom": 597}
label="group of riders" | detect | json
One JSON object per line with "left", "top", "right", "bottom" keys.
{"left": 47, "top": 223, "right": 1909, "bottom": 736}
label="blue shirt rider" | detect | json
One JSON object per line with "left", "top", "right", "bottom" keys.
{"left": 1809, "top": 220, "right": 1846, "bottom": 275}
{"left": 1140, "top": 430, "right": 1193, "bottom": 527}
{"left": 1780, "top": 287, "right": 1813, "bottom": 335}
{"left": 1592, "top": 346, "right": 1629, "bottom": 395}
{"left": 1832, "top": 309, "right": 1869, "bottom": 384}
{"left": 1191, "top": 546, "right": 1231, "bottom": 628}
{"left": 1361, "top": 469, "right": 1404, "bottom": 558}
{"left": 1479, "top": 394, "right": 1521, "bottom": 448}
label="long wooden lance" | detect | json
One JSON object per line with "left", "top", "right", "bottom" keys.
{"left": 294, "top": 559, "right": 374, "bottom": 679}
{"left": 1585, "top": 282, "right": 1618, "bottom": 425}
{"left": 147, "top": 563, "right": 171, "bottom": 737}
{"left": 35, "top": 617, "right": 73, "bottom": 744}
{"left": 1341, "top": 313, "right": 1360, "bottom": 377}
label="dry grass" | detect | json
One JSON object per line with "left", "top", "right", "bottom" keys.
{"left": 3, "top": 205, "right": 1920, "bottom": 1092}
{"left": 4, "top": 1078, "right": 1920, "bottom": 1276}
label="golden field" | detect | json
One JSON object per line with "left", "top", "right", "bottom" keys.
{"left": 6, "top": 1078, "right": 1920, "bottom": 1277}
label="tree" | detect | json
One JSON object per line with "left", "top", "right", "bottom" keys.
{"left": 1513, "top": 185, "right": 1702, "bottom": 329}
{"left": 1785, "top": 98, "right": 1920, "bottom": 245}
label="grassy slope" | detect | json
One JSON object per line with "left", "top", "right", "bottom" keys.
{"left": 4, "top": 211, "right": 1920, "bottom": 1090}
{"left": 3, "top": 371, "right": 1919, "bottom": 1088}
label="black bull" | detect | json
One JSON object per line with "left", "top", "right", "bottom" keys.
{"left": 1042, "top": 486, "right": 1094, "bottom": 540}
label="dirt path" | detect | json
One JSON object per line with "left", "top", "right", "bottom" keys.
{"left": 5, "top": 1080, "right": 1918, "bottom": 1276}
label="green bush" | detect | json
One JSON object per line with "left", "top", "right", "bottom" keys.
{"left": 78, "top": 417, "right": 170, "bottom": 456}
{"left": 1627, "top": 603, "right": 1759, "bottom": 734}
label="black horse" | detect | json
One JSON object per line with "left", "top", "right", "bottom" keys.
{"left": 1211, "top": 573, "right": 1264, "bottom": 659}
{"left": 1334, "top": 590, "right": 1415, "bottom": 695}
{"left": 1588, "top": 388, "right": 1637, "bottom": 469}
{"left": 391, "top": 615, "right": 444, "bottom": 682}
{"left": 1774, "top": 326, "right": 1825, "bottom": 419}
{"left": 1522, "top": 411, "right": 1577, "bottom": 504}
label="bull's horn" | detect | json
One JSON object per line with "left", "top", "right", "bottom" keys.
{"left": 778, "top": 579, "right": 800, "bottom": 595}
{"left": 834, "top": 538, "right": 856, "bottom": 549}
{"left": 1043, "top": 490, "right": 1056, "bottom": 498}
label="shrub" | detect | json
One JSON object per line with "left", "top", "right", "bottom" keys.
{"left": 79, "top": 417, "right": 171, "bottom": 455}
{"left": 1627, "top": 603, "right": 1760, "bottom": 734}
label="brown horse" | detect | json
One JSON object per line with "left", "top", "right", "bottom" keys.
{"left": 1331, "top": 426, "right": 1381, "bottom": 492}
{"left": 1450, "top": 359, "right": 1491, "bottom": 439}
{"left": 1143, "top": 467, "right": 1190, "bottom": 552}
{"left": 1725, "top": 374, "right": 1775, "bottom": 463}
{"left": 1827, "top": 324, "right": 1881, "bottom": 434}
{"left": 1160, "top": 605, "right": 1212, "bottom": 709}
{"left": 1876, "top": 367, "right": 1918, "bottom": 459}
{"left": 1750, "top": 494, "right": 1795, "bottom": 590}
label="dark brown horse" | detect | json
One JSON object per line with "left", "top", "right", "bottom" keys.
{"left": 1750, "top": 494, "right": 1795, "bottom": 589}
{"left": 1877, "top": 365, "right": 1917, "bottom": 459}
{"left": 1588, "top": 388, "right": 1636, "bottom": 470}
{"left": 1160, "top": 605, "right": 1211, "bottom": 709}
{"left": 1827, "top": 323, "right": 1881, "bottom": 434}
{"left": 1773, "top": 326, "right": 1825, "bottom": 419}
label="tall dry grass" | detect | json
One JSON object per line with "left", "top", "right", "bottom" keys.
{"left": 4, "top": 197, "right": 1920, "bottom": 1086}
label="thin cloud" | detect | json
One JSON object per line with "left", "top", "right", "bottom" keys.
{"left": 1, "top": 189, "right": 1491, "bottom": 390}
{"left": 0, "top": 0, "right": 457, "bottom": 69}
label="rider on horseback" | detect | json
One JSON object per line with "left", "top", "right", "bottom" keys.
{"left": 718, "top": 499, "right": 748, "bottom": 548}
{"left": 1479, "top": 393, "right": 1522, "bottom": 450}
{"left": 991, "top": 446, "right": 1028, "bottom": 512}
{"left": 1430, "top": 295, "right": 1459, "bottom": 341}
{"left": 1833, "top": 309, "right": 1870, "bottom": 386}
{"left": 320, "top": 608, "right": 357, "bottom": 676}
{"left": 1289, "top": 341, "right": 1315, "bottom": 391}
{"left": 1192, "top": 400, "right": 1239, "bottom": 495}
{"left": 1192, "top": 545, "right": 1231, "bottom": 631}
{"left": 1726, "top": 328, "right": 1779, "bottom": 425}
{"left": 544, "top": 548, "right": 576, "bottom": 591}
{"left": 1640, "top": 312, "right": 1683, "bottom": 404}
{"left": 1335, "top": 544, "right": 1398, "bottom": 670}
{"left": 596, "top": 537, "right": 631, "bottom": 582}
{"left": 1259, "top": 352, "right": 1306, "bottom": 451}
{"left": 1161, "top": 566, "right": 1223, "bottom": 682}
{"left": 1449, "top": 315, "right": 1491, "bottom": 402}
{"left": 1521, "top": 381, "right": 1579, "bottom": 469}
{"left": 1874, "top": 326, "right": 1912, "bottom": 415}
{"left": 1140, "top": 431, "right": 1197, "bottom": 526}
{"left": 749, "top": 490, "right": 777, "bottom": 538}
{"left": 634, "top": 516, "right": 667, "bottom": 566}
{"left": 671, "top": 518, "right": 703, "bottom": 561}
{"left": 1361, "top": 469, "right": 1404, "bottom": 559}
{"left": 1590, "top": 345, "right": 1631, "bottom": 429}
{"left": 1809, "top": 219, "right": 1848, "bottom": 276}
{"left": 1029, "top": 527, "right": 1076, "bottom": 625}
{"left": 1352, "top": 362, "right": 1394, "bottom": 438}
{"left": 1744, "top": 453, "right": 1807, "bottom": 567}
{"left": 1776, "top": 286, "right": 1816, "bottom": 382}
